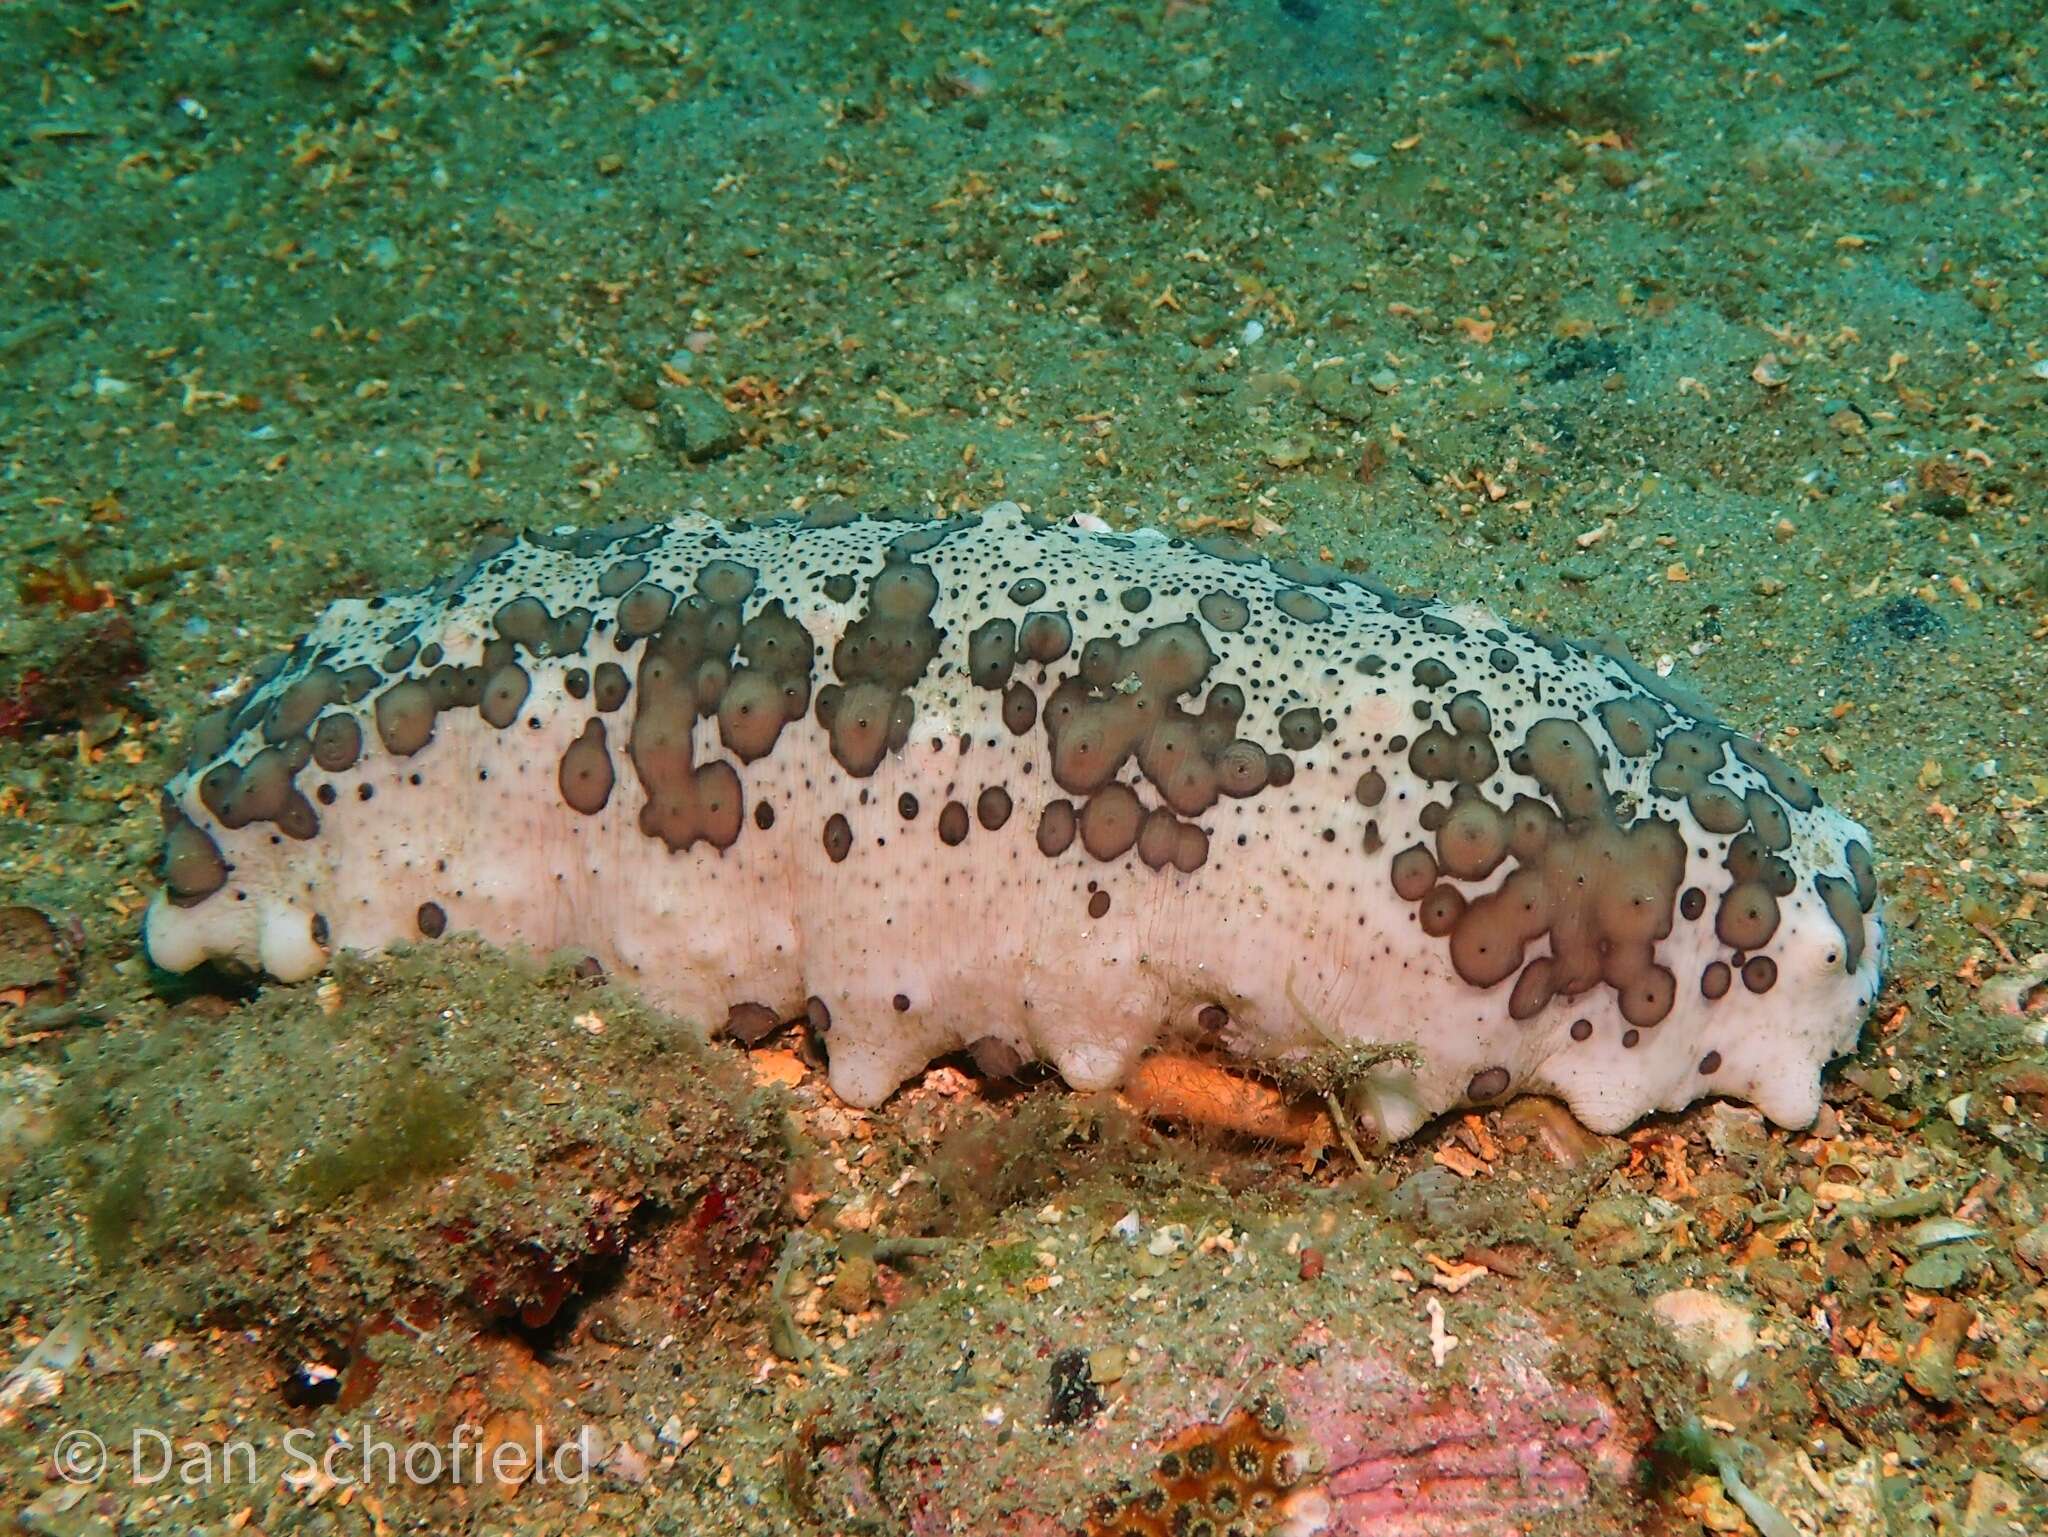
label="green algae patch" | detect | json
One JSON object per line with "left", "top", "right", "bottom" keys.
{"left": 81, "top": 1118, "right": 159, "bottom": 1266}
{"left": 34, "top": 940, "right": 790, "bottom": 1344}
{"left": 288, "top": 1069, "right": 480, "bottom": 1208}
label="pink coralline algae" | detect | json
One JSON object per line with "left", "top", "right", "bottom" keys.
{"left": 1290, "top": 1322, "right": 1635, "bottom": 1535}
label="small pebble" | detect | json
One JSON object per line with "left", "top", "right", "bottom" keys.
{"left": 1651, "top": 1289, "right": 1757, "bottom": 1382}
{"left": 2012, "top": 1221, "right": 2048, "bottom": 1269}
{"left": 657, "top": 391, "right": 742, "bottom": 463}
{"left": 1088, "top": 1346, "right": 1126, "bottom": 1385}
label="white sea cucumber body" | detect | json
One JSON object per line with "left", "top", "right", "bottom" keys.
{"left": 146, "top": 503, "right": 1883, "bottom": 1138}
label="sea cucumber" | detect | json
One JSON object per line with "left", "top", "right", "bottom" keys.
{"left": 145, "top": 503, "right": 1883, "bottom": 1138}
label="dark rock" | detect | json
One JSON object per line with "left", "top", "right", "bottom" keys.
{"left": 657, "top": 391, "right": 743, "bottom": 463}
{"left": 1047, "top": 1348, "right": 1104, "bottom": 1427}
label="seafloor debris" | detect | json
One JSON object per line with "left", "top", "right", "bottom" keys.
{"left": 52, "top": 943, "right": 789, "bottom": 1363}
{"left": 0, "top": 611, "right": 147, "bottom": 741}
{"left": 0, "top": 905, "right": 81, "bottom": 1010}
{"left": 811, "top": 1305, "right": 1639, "bottom": 1535}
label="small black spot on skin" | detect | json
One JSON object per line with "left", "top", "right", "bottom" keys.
{"left": 755, "top": 801, "right": 775, "bottom": 830}
{"left": 892, "top": 992, "right": 911, "bottom": 1012}
{"left": 1002, "top": 682, "right": 1038, "bottom": 736}
{"left": 593, "top": 662, "right": 630, "bottom": 712}
{"left": 1278, "top": 706, "right": 1323, "bottom": 750}
{"left": 899, "top": 792, "right": 920, "bottom": 820}
{"left": 1622, "top": 1028, "right": 1641, "bottom": 1048}
{"left": 1845, "top": 843, "right": 1876, "bottom": 911}
{"left": 1275, "top": 588, "right": 1330, "bottom": 624}
{"left": 1467, "top": 1065, "right": 1510, "bottom": 1101}
{"left": 969, "top": 617, "right": 1018, "bottom": 690}
{"left": 824, "top": 813, "right": 853, "bottom": 863}
{"left": 1018, "top": 609, "right": 1072, "bottom": 664}
{"left": 726, "top": 1001, "right": 780, "bottom": 1045}
{"left": 1198, "top": 590, "right": 1250, "bottom": 633}
{"left": 1570, "top": 1018, "right": 1592, "bottom": 1042}
{"left": 311, "top": 713, "right": 362, "bottom": 772}
{"left": 417, "top": 902, "right": 446, "bottom": 938}
{"left": 1699, "top": 1051, "right": 1722, "bottom": 1075}
{"left": 310, "top": 914, "right": 329, "bottom": 948}
{"left": 1680, "top": 887, "right": 1706, "bottom": 921}
{"left": 977, "top": 785, "right": 1013, "bottom": 830}
{"left": 1038, "top": 799, "right": 1077, "bottom": 856}
{"left": 939, "top": 800, "right": 969, "bottom": 845}
{"left": 559, "top": 719, "right": 616, "bottom": 814}
{"left": 969, "top": 1035, "right": 1025, "bottom": 1079}
{"left": 1088, "top": 889, "right": 1111, "bottom": 919}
